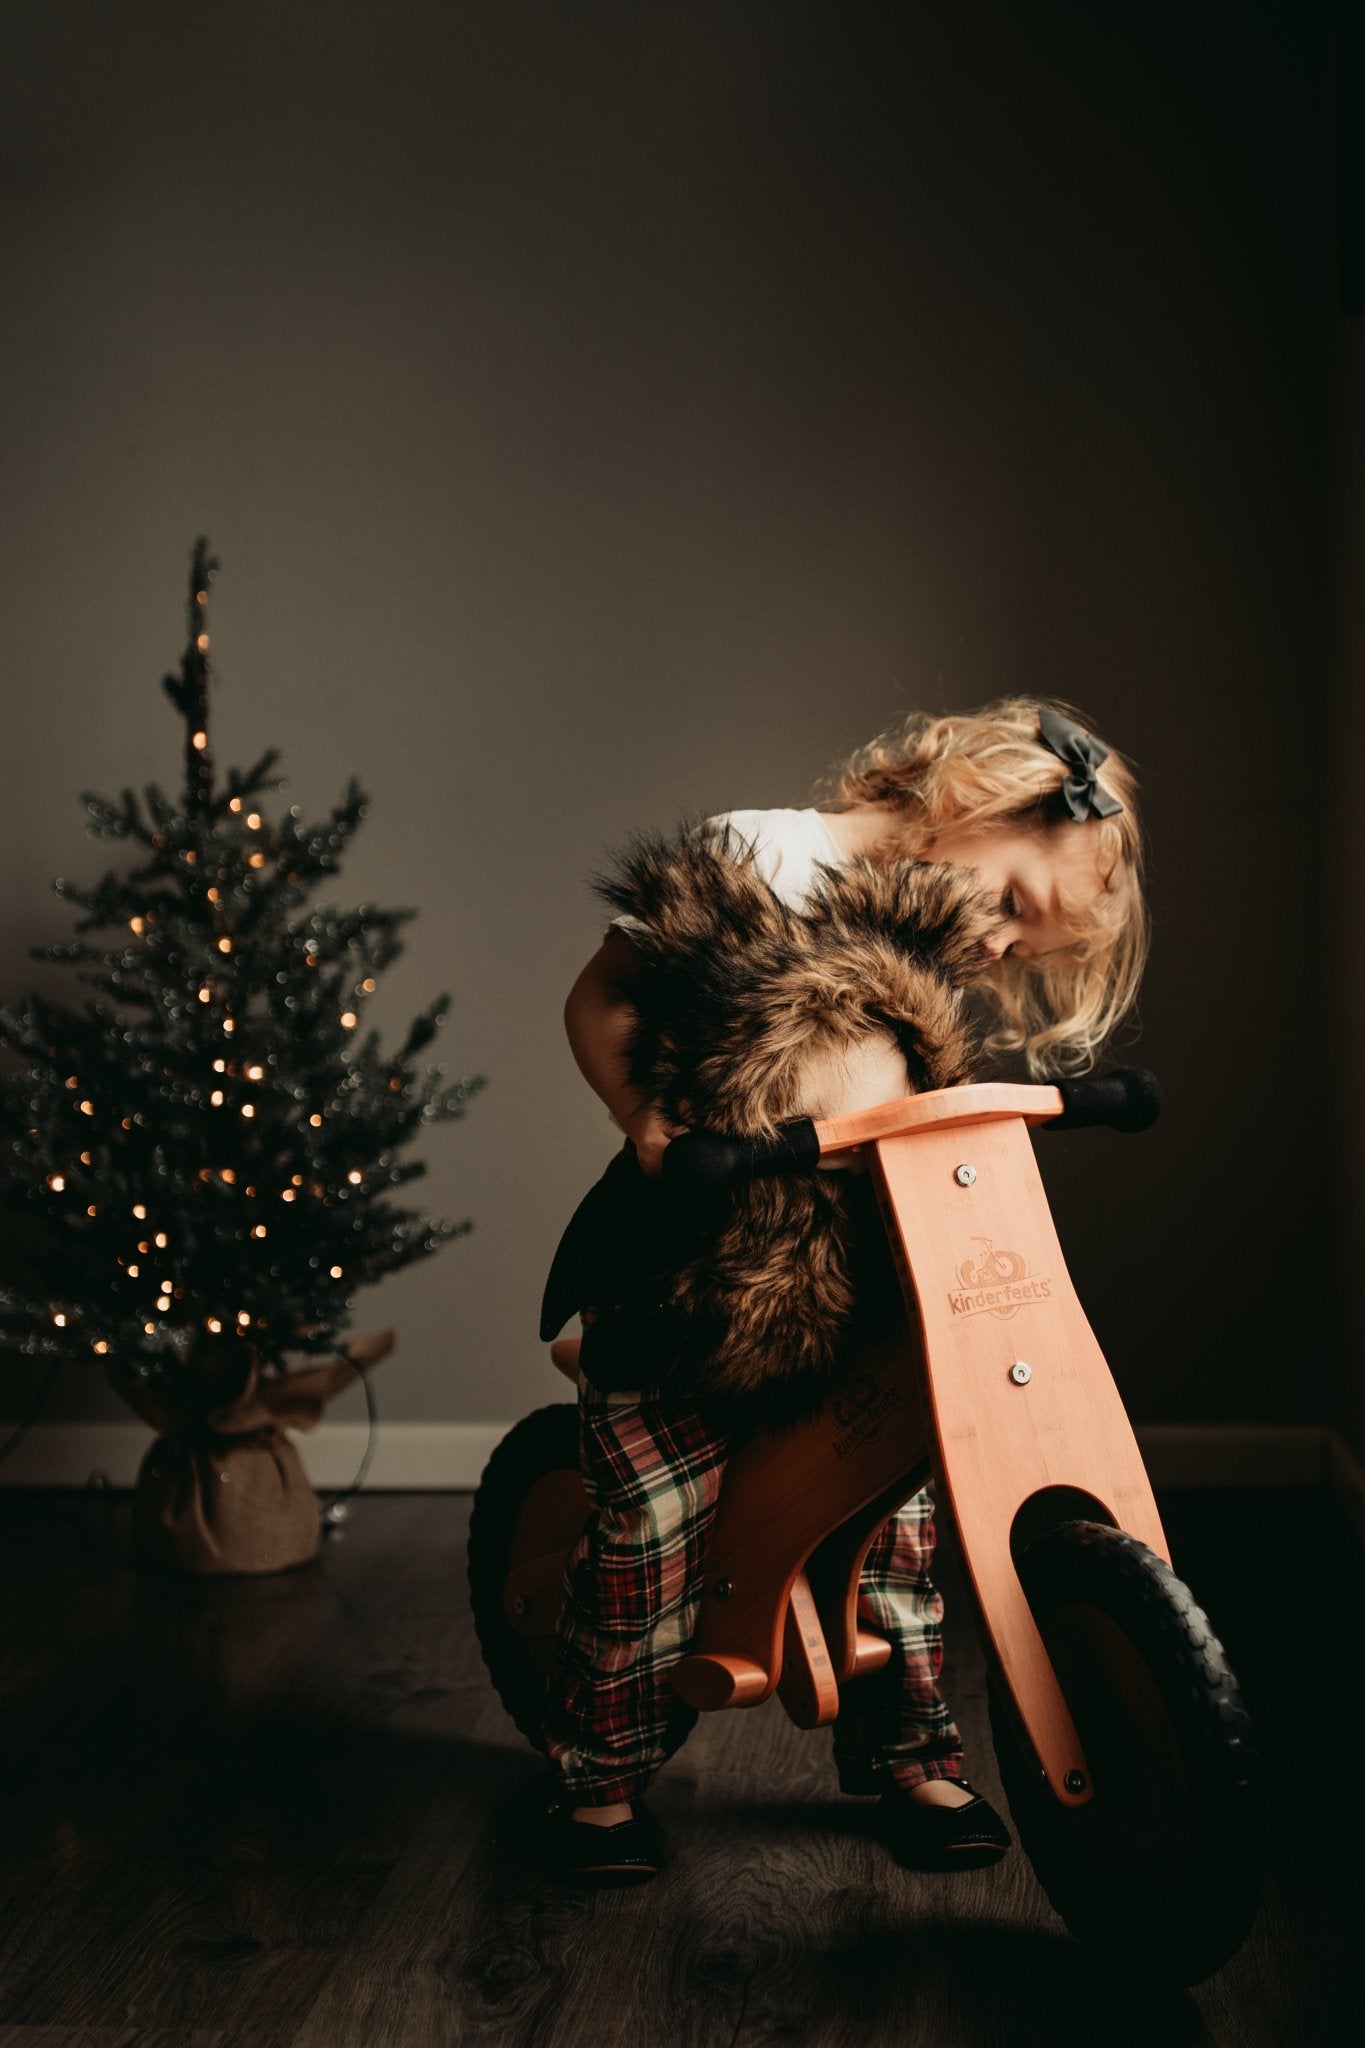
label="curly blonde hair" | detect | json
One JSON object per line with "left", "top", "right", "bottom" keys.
{"left": 820, "top": 697, "right": 1148, "bottom": 1076}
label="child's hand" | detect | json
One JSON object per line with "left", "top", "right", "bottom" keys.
{"left": 625, "top": 1105, "right": 688, "bottom": 1177}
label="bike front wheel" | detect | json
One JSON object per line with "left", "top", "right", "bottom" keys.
{"left": 989, "top": 1518, "right": 1264, "bottom": 1985}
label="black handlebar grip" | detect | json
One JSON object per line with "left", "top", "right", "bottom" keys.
{"left": 660, "top": 1118, "right": 821, "bottom": 1194}
{"left": 1046, "top": 1066, "right": 1162, "bottom": 1134}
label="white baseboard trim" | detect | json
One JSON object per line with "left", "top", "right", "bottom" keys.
{"left": 0, "top": 1421, "right": 509, "bottom": 1492}
{"left": 1, "top": 1418, "right": 1359, "bottom": 1505}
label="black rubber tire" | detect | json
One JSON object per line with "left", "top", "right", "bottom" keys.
{"left": 466, "top": 1403, "right": 584, "bottom": 1754}
{"left": 988, "top": 1518, "right": 1264, "bottom": 1986}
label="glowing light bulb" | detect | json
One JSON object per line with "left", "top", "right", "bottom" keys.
{"left": 196, "top": 589, "right": 207, "bottom": 605}
{"left": 197, "top": 632, "right": 209, "bottom": 652}
{"left": 246, "top": 1064, "right": 264, "bottom": 1080}
{"left": 137, "top": 1240, "right": 149, "bottom": 1254}
{"left": 310, "top": 1114, "right": 322, "bottom": 1127}
{"left": 330, "top": 1266, "right": 343, "bottom": 1279}
{"left": 130, "top": 916, "right": 145, "bottom": 934}
{"left": 237, "top": 1310, "right": 250, "bottom": 1326}
{"left": 249, "top": 852, "right": 265, "bottom": 869}
{"left": 47, "top": 1174, "right": 65, "bottom": 1192}
{"left": 66, "top": 1075, "right": 78, "bottom": 1089}
{"left": 242, "top": 1103, "right": 255, "bottom": 1119}
{"left": 128, "top": 1263, "right": 140, "bottom": 1277}
{"left": 198, "top": 987, "right": 212, "bottom": 1003}
{"left": 347, "top": 1171, "right": 362, "bottom": 1185}
{"left": 246, "top": 812, "right": 261, "bottom": 830}
{"left": 210, "top": 1091, "right": 224, "bottom": 1107}
{"left": 213, "top": 1059, "right": 226, "bottom": 1074}
{"left": 53, "top": 1312, "right": 66, "bottom": 1327}
{"left": 281, "top": 1188, "right": 296, "bottom": 1202}
{"left": 229, "top": 797, "right": 242, "bottom": 813}
{"left": 207, "top": 887, "right": 220, "bottom": 904}
{"left": 192, "top": 730, "right": 208, "bottom": 750}
{"left": 362, "top": 978, "right": 376, "bottom": 993}
{"left": 223, "top": 1018, "right": 235, "bottom": 1036}
{"left": 252, "top": 1224, "right": 267, "bottom": 1239}
{"left": 221, "top": 1168, "right": 236, "bottom": 1184}
{"left": 93, "top": 1340, "right": 108, "bottom": 1355}
{"left": 80, "top": 1099, "right": 93, "bottom": 1115}
{"left": 155, "top": 1232, "right": 168, "bottom": 1247}
{"left": 133, "top": 1204, "right": 146, "bottom": 1219}
{"left": 80, "top": 1152, "right": 92, "bottom": 1165}
{"left": 217, "top": 936, "right": 232, "bottom": 954}
{"left": 207, "top": 1317, "right": 222, "bottom": 1333}
{"left": 87, "top": 1205, "right": 97, "bottom": 1217}
{"left": 156, "top": 1296, "right": 171, "bottom": 1312}
{"left": 340, "top": 1012, "right": 357, "bottom": 1029}
{"left": 144, "top": 1322, "right": 155, "bottom": 1334}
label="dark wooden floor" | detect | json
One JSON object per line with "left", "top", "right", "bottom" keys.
{"left": 1, "top": 1477, "right": 1361, "bottom": 2048}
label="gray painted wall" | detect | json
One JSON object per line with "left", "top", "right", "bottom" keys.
{"left": 0, "top": 3, "right": 1334, "bottom": 1440}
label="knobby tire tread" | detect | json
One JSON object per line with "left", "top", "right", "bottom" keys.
{"left": 990, "top": 1517, "right": 1264, "bottom": 1985}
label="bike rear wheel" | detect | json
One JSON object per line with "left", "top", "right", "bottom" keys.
{"left": 466, "top": 1403, "right": 586, "bottom": 1753}
{"left": 989, "top": 1518, "right": 1264, "bottom": 1985}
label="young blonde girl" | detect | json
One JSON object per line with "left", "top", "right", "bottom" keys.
{"left": 540, "top": 697, "right": 1147, "bottom": 1883}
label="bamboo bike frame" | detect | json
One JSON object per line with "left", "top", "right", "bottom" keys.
{"left": 658, "top": 1082, "right": 1168, "bottom": 1809}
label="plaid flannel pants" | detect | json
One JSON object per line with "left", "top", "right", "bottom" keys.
{"left": 542, "top": 1373, "right": 964, "bottom": 1805}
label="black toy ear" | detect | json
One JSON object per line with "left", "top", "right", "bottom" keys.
{"left": 803, "top": 859, "right": 1000, "bottom": 986}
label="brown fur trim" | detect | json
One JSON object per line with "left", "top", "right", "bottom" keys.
{"left": 587, "top": 823, "right": 999, "bottom": 1421}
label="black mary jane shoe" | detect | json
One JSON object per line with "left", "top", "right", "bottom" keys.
{"left": 537, "top": 1793, "right": 666, "bottom": 1887}
{"left": 876, "top": 1779, "right": 1012, "bottom": 1872}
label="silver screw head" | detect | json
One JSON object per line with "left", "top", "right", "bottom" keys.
{"left": 1009, "top": 1360, "right": 1032, "bottom": 1386}
{"left": 1064, "top": 1769, "right": 1087, "bottom": 1794}
{"left": 512, "top": 1595, "right": 529, "bottom": 1616}
{"left": 954, "top": 1163, "right": 977, "bottom": 1187}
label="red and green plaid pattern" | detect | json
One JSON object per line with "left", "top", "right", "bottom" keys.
{"left": 542, "top": 1376, "right": 964, "bottom": 1804}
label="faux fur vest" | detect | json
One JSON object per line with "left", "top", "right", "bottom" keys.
{"left": 542, "top": 824, "right": 998, "bottom": 1425}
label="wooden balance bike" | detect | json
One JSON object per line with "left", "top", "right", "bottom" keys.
{"left": 468, "top": 1069, "right": 1264, "bottom": 1985}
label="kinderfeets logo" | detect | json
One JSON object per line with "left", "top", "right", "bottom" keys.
{"left": 948, "top": 1238, "right": 1052, "bottom": 1321}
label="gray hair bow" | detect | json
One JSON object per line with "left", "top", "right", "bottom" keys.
{"left": 1037, "top": 708, "right": 1124, "bottom": 821}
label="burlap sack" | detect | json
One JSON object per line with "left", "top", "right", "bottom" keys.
{"left": 107, "top": 1329, "right": 393, "bottom": 1576}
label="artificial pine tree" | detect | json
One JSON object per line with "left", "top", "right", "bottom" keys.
{"left": 0, "top": 540, "right": 480, "bottom": 1570}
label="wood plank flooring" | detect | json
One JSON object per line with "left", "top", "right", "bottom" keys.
{"left": 1, "top": 1475, "right": 1360, "bottom": 2047}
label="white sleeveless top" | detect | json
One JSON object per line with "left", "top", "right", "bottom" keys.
{"left": 610, "top": 808, "right": 846, "bottom": 937}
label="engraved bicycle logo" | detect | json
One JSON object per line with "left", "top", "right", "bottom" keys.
{"left": 830, "top": 1371, "right": 903, "bottom": 1458}
{"left": 948, "top": 1238, "right": 1052, "bottom": 1320}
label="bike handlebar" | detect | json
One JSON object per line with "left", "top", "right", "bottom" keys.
{"left": 660, "top": 1119, "right": 821, "bottom": 1196}
{"left": 658, "top": 1067, "right": 1161, "bottom": 1196}
{"left": 1045, "top": 1066, "right": 1163, "bottom": 1135}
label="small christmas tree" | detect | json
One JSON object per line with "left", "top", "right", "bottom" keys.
{"left": 0, "top": 539, "right": 480, "bottom": 1409}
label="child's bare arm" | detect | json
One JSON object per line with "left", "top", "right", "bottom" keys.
{"left": 564, "top": 931, "right": 682, "bottom": 1176}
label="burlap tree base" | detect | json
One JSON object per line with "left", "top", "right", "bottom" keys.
{"left": 108, "top": 1329, "right": 394, "bottom": 1575}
